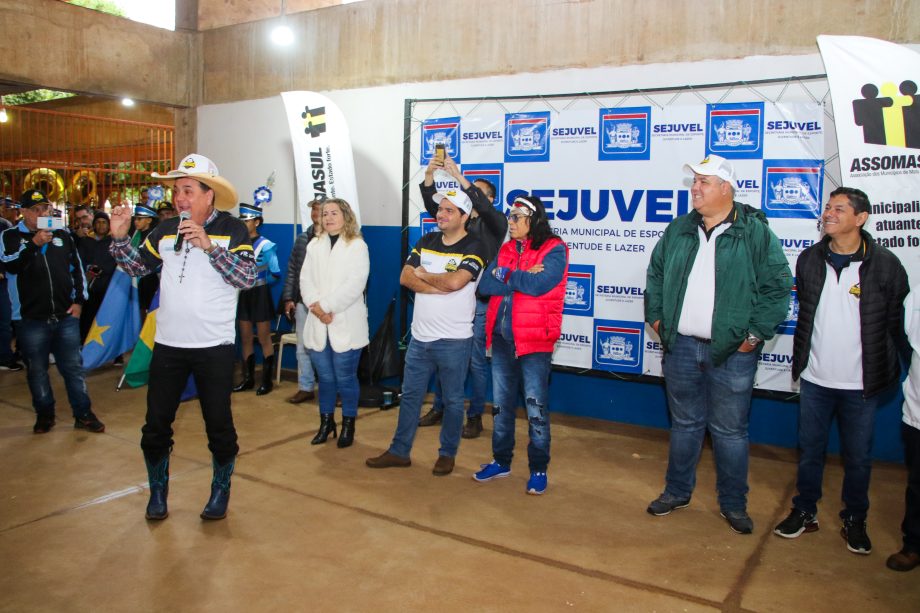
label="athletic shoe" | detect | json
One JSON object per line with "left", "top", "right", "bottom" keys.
{"left": 74, "top": 412, "right": 105, "bottom": 433}
{"left": 0, "top": 360, "right": 23, "bottom": 371}
{"left": 721, "top": 510, "right": 754, "bottom": 534}
{"left": 526, "top": 472, "right": 547, "bottom": 495}
{"left": 473, "top": 461, "right": 510, "bottom": 482}
{"left": 773, "top": 508, "right": 819, "bottom": 538}
{"left": 841, "top": 518, "right": 872, "bottom": 554}
{"left": 646, "top": 492, "right": 691, "bottom": 516}
{"left": 33, "top": 414, "right": 56, "bottom": 434}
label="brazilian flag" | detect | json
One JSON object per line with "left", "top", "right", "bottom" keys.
{"left": 123, "top": 290, "right": 158, "bottom": 387}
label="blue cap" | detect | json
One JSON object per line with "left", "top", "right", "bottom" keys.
{"left": 238, "top": 202, "right": 263, "bottom": 220}
{"left": 1, "top": 196, "right": 19, "bottom": 209}
{"left": 133, "top": 203, "right": 158, "bottom": 218}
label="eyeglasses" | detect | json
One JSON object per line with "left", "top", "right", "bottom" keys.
{"left": 507, "top": 212, "right": 531, "bottom": 223}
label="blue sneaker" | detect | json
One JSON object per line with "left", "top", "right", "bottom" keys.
{"left": 473, "top": 461, "right": 511, "bottom": 482}
{"left": 526, "top": 472, "right": 547, "bottom": 495}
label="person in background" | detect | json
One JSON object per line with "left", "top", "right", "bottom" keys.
{"left": 299, "top": 198, "right": 369, "bottom": 448}
{"left": 1, "top": 190, "right": 103, "bottom": 434}
{"left": 131, "top": 203, "right": 161, "bottom": 313}
{"left": 232, "top": 202, "right": 281, "bottom": 396}
{"left": 417, "top": 156, "right": 507, "bottom": 439}
{"left": 888, "top": 284, "right": 920, "bottom": 572}
{"left": 79, "top": 210, "right": 117, "bottom": 343}
{"left": 473, "top": 195, "right": 568, "bottom": 495}
{"left": 0, "top": 197, "right": 24, "bottom": 371}
{"left": 280, "top": 198, "right": 323, "bottom": 404}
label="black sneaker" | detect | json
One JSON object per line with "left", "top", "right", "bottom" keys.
{"left": 33, "top": 414, "right": 56, "bottom": 434}
{"left": 418, "top": 407, "right": 443, "bottom": 427}
{"left": 841, "top": 518, "right": 872, "bottom": 554}
{"left": 0, "top": 360, "right": 23, "bottom": 372}
{"left": 774, "top": 508, "right": 819, "bottom": 538}
{"left": 647, "top": 492, "right": 691, "bottom": 516}
{"left": 721, "top": 510, "right": 754, "bottom": 534}
{"left": 461, "top": 415, "right": 483, "bottom": 439}
{"left": 74, "top": 412, "right": 105, "bottom": 433}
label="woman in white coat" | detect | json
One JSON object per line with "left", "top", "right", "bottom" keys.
{"left": 299, "top": 198, "right": 370, "bottom": 448}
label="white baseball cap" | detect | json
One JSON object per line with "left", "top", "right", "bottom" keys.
{"left": 683, "top": 154, "right": 736, "bottom": 183}
{"left": 432, "top": 189, "right": 472, "bottom": 215}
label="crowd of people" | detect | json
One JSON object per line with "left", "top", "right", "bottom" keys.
{"left": 0, "top": 151, "right": 917, "bottom": 573}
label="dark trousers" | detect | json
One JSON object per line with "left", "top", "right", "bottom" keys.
{"left": 141, "top": 343, "right": 239, "bottom": 465}
{"left": 902, "top": 423, "right": 920, "bottom": 553}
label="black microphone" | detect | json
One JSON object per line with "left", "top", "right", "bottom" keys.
{"left": 174, "top": 210, "right": 191, "bottom": 252}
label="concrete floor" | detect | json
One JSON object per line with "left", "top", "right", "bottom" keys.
{"left": 0, "top": 366, "right": 917, "bottom": 613}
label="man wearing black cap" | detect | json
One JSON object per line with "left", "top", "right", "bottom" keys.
{"left": 0, "top": 190, "right": 104, "bottom": 433}
{"left": 131, "top": 203, "right": 160, "bottom": 312}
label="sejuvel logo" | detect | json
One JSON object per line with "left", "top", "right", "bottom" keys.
{"left": 761, "top": 160, "right": 823, "bottom": 219}
{"left": 421, "top": 116, "right": 461, "bottom": 165}
{"left": 706, "top": 102, "right": 764, "bottom": 159}
{"left": 504, "top": 112, "right": 551, "bottom": 163}
{"left": 598, "top": 106, "right": 651, "bottom": 161}
{"left": 593, "top": 319, "right": 643, "bottom": 374}
{"left": 563, "top": 265, "right": 594, "bottom": 317}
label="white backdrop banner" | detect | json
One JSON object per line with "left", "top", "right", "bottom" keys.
{"left": 417, "top": 102, "right": 826, "bottom": 392}
{"left": 818, "top": 35, "right": 920, "bottom": 286}
{"left": 281, "top": 91, "right": 361, "bottom": 228}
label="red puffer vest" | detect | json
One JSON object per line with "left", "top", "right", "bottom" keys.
{"left": 485, "top": 237, "right": 568, "bottom": 356}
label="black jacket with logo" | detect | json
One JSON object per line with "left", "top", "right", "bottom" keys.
{"left": 792, "top": 230, "right": 910, "bottom": 397}
{"left": 0, "top": 222, "right": 87, "bottom": 321}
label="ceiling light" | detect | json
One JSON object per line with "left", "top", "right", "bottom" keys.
{"left": 0, "top": 108, "right": 7, "bottom": 124}
{"left": 122, "top": 98, "right": 135, "bottom": 107}
{"left": 271, "top": 23, "right": 294, "bottom": 46}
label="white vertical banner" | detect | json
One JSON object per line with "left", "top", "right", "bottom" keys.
{"left": 818, "top": 35, "right": 920, "bottom": 285}
{"left": 281, "top": 91, "right": 361, "bottom": 228}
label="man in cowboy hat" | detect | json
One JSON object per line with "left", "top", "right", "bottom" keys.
{"left": 109, "top": 153, "right": 256, "bottom": 522}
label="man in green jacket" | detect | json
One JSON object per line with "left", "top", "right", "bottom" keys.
{"left": 644, "top": 154, "right": 792, "bottom": 534}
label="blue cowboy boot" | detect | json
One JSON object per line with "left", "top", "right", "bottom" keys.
{"left": 200, "top": 457, "right": 235, "bottom": 520}
{"left": 144, "top": 454, "right": 170, "bottom": 520}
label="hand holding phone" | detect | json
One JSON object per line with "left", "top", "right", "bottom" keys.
{"left": 434, "top": 144, "right": 446, "bottom": 161}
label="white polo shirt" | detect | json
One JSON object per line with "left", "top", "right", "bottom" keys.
{"left": 677, "top": 223, "right": 731, "bottom": 340}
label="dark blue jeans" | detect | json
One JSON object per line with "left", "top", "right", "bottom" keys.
{"left": 901, "top": 422, "right": 920, "bottom": 553}
{"left": 390, "top": 337, "right": 471, "bottom": 458}
{"left": 18, "top": 316, "right": 92, "bottom": 418}
{"left": 490, "top": 334, "right": 553, "bottom": 472}
{"left": 432, "top": 300, "right": 490, "bottom": 416}
{"left": 793, "top": 379, "right": 878, "bottom": 522}
{"left": 662, "top": 334, "right": 759, "bottom": 512}
{"left": 308, "top": 343, "right": 361, "bottom": 418}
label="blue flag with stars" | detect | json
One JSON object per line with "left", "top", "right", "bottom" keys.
{"left": 82, "top": 268, "right": 142, "bottom": 371}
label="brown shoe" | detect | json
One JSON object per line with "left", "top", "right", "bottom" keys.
{"left": 366, "top": 451, "right": 411, "bottom": 469}
{"left": 287, "top": 390, "right": 315, "bottom": 404}
{"left": 432, "top": 455, "right": 455, "bottom": 476}
{"left": 461, "top": 415, "right": 483, "bottom": 439}
{"left": 886, "top": 549, "right": 920, "bottom": 572}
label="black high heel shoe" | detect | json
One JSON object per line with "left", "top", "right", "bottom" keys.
{"left": 337, "top": 416, "right": 355, "bottom": 448}
{"left": 311, "top": 413, "right": 337, "bottom": 445}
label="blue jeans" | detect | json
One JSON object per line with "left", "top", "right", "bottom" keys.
{"left": 308, "top": 342, "right": 361, "bottom": 418}
{"left": 491, "top": 334, "right": 553, "bottom": 472}
{"left": 18, "top": 316, "right": 92, "bottom": 418}
{"left": 662, "top": 334, "right": 758, "bottom": 512}
{"left": 390, "top": 337, "right": 472, "bottom": 458}
{"left": 294, "top": 303, "right": 316, "bottom": 392}
{"left": 793, "top": 379, "right": 878, "bottom": 521}
{"left": 432, "top": 300, "right": 490, "bottom": 416}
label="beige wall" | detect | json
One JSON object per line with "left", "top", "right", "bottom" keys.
{"left": 200, "top": 0, "right": 920, "bottom": 104}
{"left": 0, "top": 0, "right": 198, "bottom": 108}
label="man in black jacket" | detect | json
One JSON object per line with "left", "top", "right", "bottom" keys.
{"left": 280, "top": 198, "right": 323, "bottom": 404}
{"left": 0, "top": 190, "right": 104, "bottom": 434}
{"left": 774, "top": 186, "right": 909, "bottom": 555}
{"left": 416, "top": 156, "right": 508, "bottom": 438}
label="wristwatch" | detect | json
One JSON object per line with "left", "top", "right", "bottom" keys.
{"left": 745, "top": 332, "right": 762, "bottom": 347}
{"left": 203, "top": 243, "right": 218, "bottom": 255}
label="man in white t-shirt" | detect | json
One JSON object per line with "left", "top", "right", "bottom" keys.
{"left": 887, "top": 285, "right": 920, "bottom": 572}
{"left": 774, "top": 187, "right": 909, "bottom": 555}
{"left": 366, "top": 189, "right": 486, "bottom": 476}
